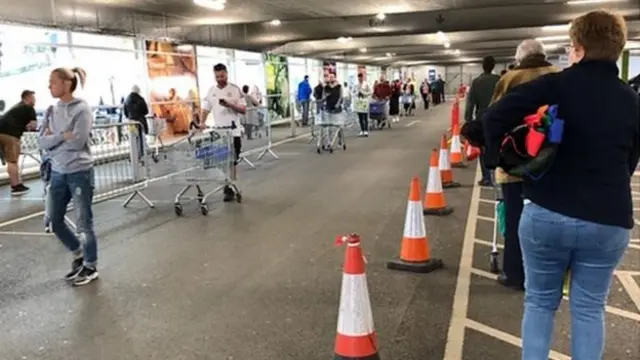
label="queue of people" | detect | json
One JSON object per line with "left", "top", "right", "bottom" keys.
{"left": 464, "top": 9, "right": 637, "bottom": 360}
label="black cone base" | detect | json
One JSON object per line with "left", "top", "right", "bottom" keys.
{"left": 386, "top": 258, "right": 444, "bottom": 273}
{"left": 442, "top": 181, "right": 461, "bottom": 189}
{"left": 452, "top": 163, "right": 467, "bottom": 168}
{"left": 334, "top": 353, "right": 381, "bottom": 360}
{"left": 423, "top": 206, "right": 454, "bottom": 216}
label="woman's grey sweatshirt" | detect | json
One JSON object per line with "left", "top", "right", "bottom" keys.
{"left": 38, "top": 98, "right": 93, "bottom": 174}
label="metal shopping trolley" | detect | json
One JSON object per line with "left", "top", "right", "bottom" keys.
{"left": 165, "top": 128, "right": 241, "bottom": 216}
{"left": 316, "top": 110, "right": 347, "bottom": 154}
{"left": 489, "top": 170, "right": 505, "bottom": 274}
{"left": 369, "top": 101, "right": 390, "bottom": 130}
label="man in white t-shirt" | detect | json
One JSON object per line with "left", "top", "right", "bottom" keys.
{"left": 200, "top": 63, "right": 246, "bottom": 202}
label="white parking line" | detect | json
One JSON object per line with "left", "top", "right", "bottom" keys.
{"left": 477, "top": 215, "right": 495, "bottom": 223}
{"left": 479, "top": 198, "right": 496, "bottom": 205}
{"left": 0, "top": 231, "right": 53, "bottom": 236}
{"left": 405, "top": 120, "right": 420, "bottom": 127}
{"left": 465, "top": 319, "right": 571, "bottom": 360}
{"left": 444, "top": 165, "right": 482, "bottom": 360}
{"left": 617, "top": 274, "right": 640, "bottom": 313}
{"left": 475, "top": 238, "right": 504, "bottom": 250}
{"left": 471, "top": 267, "right": 640, "bottom": 322}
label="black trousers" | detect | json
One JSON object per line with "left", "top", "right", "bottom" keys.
{"left": 421, "top": 93, "right": 429, "bottom": 109}
{"left": 357, "top": 112, "right": 368, "bottom": 132}
{"left": 501, "top": 182, "right": 525, "bottom": 284}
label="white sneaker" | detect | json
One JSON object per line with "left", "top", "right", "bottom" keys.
{"left": 358, "top": 131, "right": 364, "bottom": 136}
{"left": 364, "top": 131, "right": 369, "bottom": 137}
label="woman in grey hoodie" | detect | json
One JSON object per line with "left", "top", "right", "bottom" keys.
{"left": 38, "top": 67, "right": 98, "bottom": 286}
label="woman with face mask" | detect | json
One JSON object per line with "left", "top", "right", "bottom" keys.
{"left": 38, "top": 67, "right": 99, "bottom": 287}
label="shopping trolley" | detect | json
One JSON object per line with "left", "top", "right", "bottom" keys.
{"left": 316, "top": 110, "right": 347, "bottom": 154}
{"left": 369, "top": 101, "right": 390, "bottom": 130}
{"left": 165, "top": 128, "right": 241, "bottom": 216}
{"left": 489, "top": 171, "right": 505, "bottom": 274}
{"left": 145, "top": 115, "right": 167, "bottom": 163}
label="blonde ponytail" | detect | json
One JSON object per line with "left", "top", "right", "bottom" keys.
{"left": 71, "top": 67, "right": 87, "bottom": 89}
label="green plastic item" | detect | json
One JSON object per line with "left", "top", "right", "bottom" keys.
{"left": 496, "top": 201, "right": 507, "bottom": 237}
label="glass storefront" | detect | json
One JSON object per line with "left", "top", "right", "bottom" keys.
{"left": 234, "top": 50, "right": 266, "bottom": 101}
{"left": 195, "top": 46, "right": 234, "bottom": 97}
{"left": 288, "top": 56, "right": 306, "bottom": 98}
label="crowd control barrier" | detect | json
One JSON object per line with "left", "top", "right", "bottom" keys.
{"left": 41, "top": 121, "right": 154, "bottom": 232}
{"left": 239, "top": 105, "right": 279, "bottom": 167}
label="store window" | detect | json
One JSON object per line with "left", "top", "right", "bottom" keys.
{"left": 234, "top": 50, "right": 265, "bottom": 101}
{"left": 0, "top": 25, "right": 73, "bottom": 110}
{"left": 71, "top": 32, "right": 135, "bottom": 50}
{"left": 335, "top": 62, "right": 347, "bottom": 83}
{"left": 288, "top": 57, "right": 306, "bottom": 98}
{"left": 306, "top": 59, "right": 320, "bottom": 86}
{"left": 70, "top": 47, "right": 144, "bottom": 107}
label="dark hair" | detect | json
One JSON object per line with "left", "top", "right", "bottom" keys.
{"left": 507, "top": 64, "right": 516, "bottom": 70}
{"left": 21, "top": 90, "right": 35, "bottom": 100}
{"left": 213, "top": 63, "right": 227, "bottom": 72}
{"left": 304, "top": 75, "right": 309, "bottom": 80}
{"left": 500, "top": 69, "right": 508, "bottom": 76}
{"left": 242, "top": 85, "right": 249, "bottom": 94}
{"left": 482, "top": 56, "right": 496, "bottom": 73}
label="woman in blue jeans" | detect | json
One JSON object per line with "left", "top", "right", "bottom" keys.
{"left": 38, "top": 67, "right": 99, "bottom": 287}
{"left": 483, "top": 11, "right": 636, "bottom": 360}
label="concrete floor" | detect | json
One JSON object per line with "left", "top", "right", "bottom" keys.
{"left": 0, "top": 101, "right": 638, "bottom": 360}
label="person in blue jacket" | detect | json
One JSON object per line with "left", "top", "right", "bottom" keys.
{"left": 297, "top": 75, "right": 312, "bottom": 126}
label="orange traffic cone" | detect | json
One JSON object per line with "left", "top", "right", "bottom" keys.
{"left": 387, "top": 177, "right": 444, "bottom": 273}
{"left": 439, "top": 134, "right": 460, "bottom": 189}
{"left": 334, "top": 234, "right": 380, "bottom": 360}
{"left": 450, "top": 124, "right": 465, "bottom": 168}
{"left": 451, "top": 99, "right": 460, "bottom": 132}
{"left": 424, "top": 149, "right": 454, "bottom": 216}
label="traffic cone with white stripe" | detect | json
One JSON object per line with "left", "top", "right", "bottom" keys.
{"left": 439, "top": 134, "right": 460, "bottom": 189}
{"left": 334, "top": 234, "right": 380, "bottom": 360}
{"left": 387, "top": 177, "right": 444, "bottom": 273}
{"left": 450, "top": 124, "right": 465, "bottom": 168}
{"left": 424, "top": 149, "right": 454, "bottom": 216}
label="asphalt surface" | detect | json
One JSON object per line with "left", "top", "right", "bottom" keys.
{"left": 1, "top": 101, "right": 637, "bottom": 360}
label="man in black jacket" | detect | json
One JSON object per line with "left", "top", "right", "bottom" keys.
{"left": 123, "top": 85, "right": 149, "bottom": 159}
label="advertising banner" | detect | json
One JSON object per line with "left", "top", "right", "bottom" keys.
{"left": 145, "top": 40, "right": 200, "bottom": 135}
{"left": 264, "top": 53, "right": 291, "bottom": 120}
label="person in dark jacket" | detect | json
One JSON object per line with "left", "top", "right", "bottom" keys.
{"left": 465, "top": 56, "right": 501, "bottom": 186}
{"left": 123, "top": 85, "right": 149, "bottom": 159}
{"left": 489, "top": 40, "right": 560, "bottom": 292}
{"left": 313, "top": 81, "right": 324, "bottom": 117}
{"left": 482, "top": 10, "right": 636, "bottom": 360}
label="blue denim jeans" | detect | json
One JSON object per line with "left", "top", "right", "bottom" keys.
{"left": 519, "top": 202, "right": 629, "bottom": 360}
{"left": 49, "top": 169, "right": 98, "bottom": 267}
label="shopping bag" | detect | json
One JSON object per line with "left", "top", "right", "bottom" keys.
{"left": 466, "top": 142, "right": 481, "bottom": 161}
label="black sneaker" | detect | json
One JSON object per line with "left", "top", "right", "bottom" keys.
{"left": 11, "top": 184, "right": 30, "bottom": 196}
{"left": 71, "top": 266, "right": 99, "bottom": 286}
{"left": 223, "top": 186, "right": 235, "bottom": 202}
{"left": 64, "top": 258, "right": 84, "bottom": 281}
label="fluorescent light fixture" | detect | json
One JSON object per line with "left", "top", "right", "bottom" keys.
{"left": 542, "top": 24, "right": 570, "bottom": 32}
{"left": 444, "top": 42, "right": 451, "bottom": 49}
{"left": 269, "top": 19, "right": 281, "bottom": 26}
{"left": 543, "top": 44, "right": 562, "bottom": 50}
{"left": 337, "top": 36, "right": 353, "bottom": 42}
{"left": 193, "top": 0, "right": 226, "bottom": 10}
{"left": 376, "top": 13, "right": 386, "bottom": 20}
{"left": 359, "top": 48, "right": 367, "bottom": 53}
{"left": 536, "top": 35, "right": 571, "bottom": 42}
{"left": 62, "top": 8, "right": 94, "bottom": 18}
{"left": 567, "top": 0, "right": 626, "bottom": 5}
{"left": 454, "top": 49, "right": 461, "bottom": 55}
{"left": 385, "top": 52, "right": 395, "bottom": 57}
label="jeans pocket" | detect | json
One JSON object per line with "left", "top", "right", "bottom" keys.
{"left": 519, "top": 203, "right": 566, "bottom": 248}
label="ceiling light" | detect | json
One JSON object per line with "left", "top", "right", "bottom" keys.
{"left": 454, "top": 49, "right": 461, "bottom": 55}
{"left": 269, "top": 19, "right": 281, "bottom": 26}
{"left": 193, "top": 0, "right": 226, "bottom": 11}
{"left": 62, "top": 8, "right": 95, "bottom": 18}
{"left": 385, "top": 52, "right": 395, "bottom": 57}
{"left": 337, "top": 36, "right": 352, "bottom": 43}
{"left": 536, "top": 35, "right": 571, "bottom": 42}
{"left": 359, "top": 48, "right": 367, "bottom": 53}
{"left": 543, "top": 44, "right": 562, "bottom": 50}
{"left": 567, "top": 0, "right": 626, "bottom": 5}
{"left": 542, "top": 24, "right": 570, "bottom": 32}
{"left": 376, "top": 13, "right": 386, "bottom": 20}
{"left": 444, "top": 42, "right": 451, "bottom": 49}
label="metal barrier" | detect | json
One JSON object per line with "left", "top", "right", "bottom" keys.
{"left": 241, "top": 105, "right": 279, "bottom": 164}
{"left": 42, "top": 121, "right": 154, "bottom": 231}
{"left": 19, "top": 133, "right": 43, "bottom": 177}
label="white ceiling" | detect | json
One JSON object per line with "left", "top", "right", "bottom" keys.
{"left": 0, "top": 0, "right": 638, "bottom": 65}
